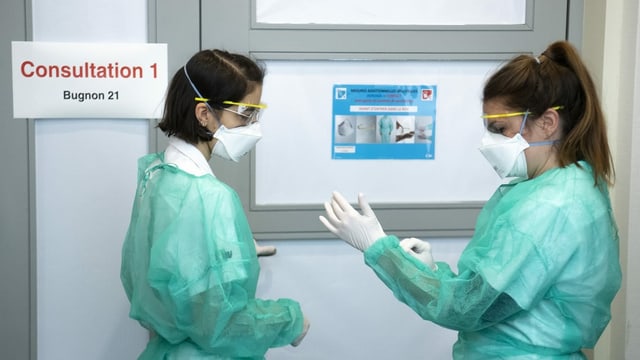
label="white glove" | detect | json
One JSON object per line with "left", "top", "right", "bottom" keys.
{"left": 291, "top": 316, "right": 310, "bottom": 347}
{"left": 319, "top": 191, "right": 387, "bottom": 252}
{"left": 254, "top": 239, "right": 277, "bottom": 257}
{"left": 399, "top": 237, "right": 437, "bottom": 270}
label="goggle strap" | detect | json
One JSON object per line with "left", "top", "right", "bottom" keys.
{"left": 222, "top": 100, "right": 267, "bottom": 109}
{"left": 481, "top": 106, "right": 564, "bottom": 120}
{"left": 481, "top": 111, "right": 529, "bottom": 119}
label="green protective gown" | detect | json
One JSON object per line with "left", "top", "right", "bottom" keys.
{"left": 378, "top": 115, "right": 393, "bottom": 143}
{"left": 121, "top": 153, "right": 304, "bottom": 360}
{"left": 364, "top": 161, "right": 621, "bottom": 359}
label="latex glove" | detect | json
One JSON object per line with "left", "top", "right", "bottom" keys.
{"left": 399, "top": 237, "right": 437, "bottom": 270}
{"left": 291, "top": 316, "right": 310, "bottom": 347}
{"left": 254, "top": 239, "right": 277, "bottom": 257}
{"left": 319, "top": 191, "right": 387, "bottom": 252}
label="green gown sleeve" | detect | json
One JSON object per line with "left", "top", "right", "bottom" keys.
{"left": 121, "top": 159, "right": 303, "bottom": 358}
{"left": 364, "top": 235, "right": 522, "bottom": 332}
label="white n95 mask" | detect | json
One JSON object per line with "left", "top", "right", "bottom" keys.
{"left": 212, "top": 122, "right": 263, "bottom": 162}
{"left": 478, "top": 131, "right": 529, "bottom": 179}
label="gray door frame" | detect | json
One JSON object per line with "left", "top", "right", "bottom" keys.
{"left": 0, "top": 0, "right": 36, "bottom": 359}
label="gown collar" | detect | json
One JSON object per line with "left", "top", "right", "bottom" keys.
{"left": 165, "top": 137, "right": 215, "bottom": 177}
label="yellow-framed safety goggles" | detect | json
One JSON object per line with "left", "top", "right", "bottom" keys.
{"left": 195, "top": 98, "right": 267, "bottom": 124}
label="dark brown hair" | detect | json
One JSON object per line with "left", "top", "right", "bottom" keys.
{"left": 158, "top": 49, "right": 266, "bottom": 143}
{"left": 483, "top": 41, "right": 614, "bottom": 185}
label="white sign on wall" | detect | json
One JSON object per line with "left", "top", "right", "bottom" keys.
{"left": 11, "top": 41, "right": 168, "bottom": 118}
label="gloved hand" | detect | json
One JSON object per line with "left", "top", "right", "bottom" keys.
{"left": 254, "top": 239, "right": 277, "bottom": 257}
{"left": 399, "top": 237, "right": 437, "bottom": 270}
{"left": 319, "top": 191, "right": 387, "bottom": 252}
{"left": 291, "top": 316, "right": 310, "bottom": 347}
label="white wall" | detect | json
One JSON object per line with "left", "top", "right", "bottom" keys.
{"left": 596, "top": 0, "right": 640, "bottom": 358}
{"left": 35, "top": 120, "right": 148, "bottom": 359}
{"left": 32, "top": 0, "right": 149, "bottom": 359}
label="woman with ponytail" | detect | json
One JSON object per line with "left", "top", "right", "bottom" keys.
{"left": 320, "top": 41, "right": 621, "bottom": 359}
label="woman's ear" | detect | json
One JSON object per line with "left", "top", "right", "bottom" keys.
{"left": 539, "top": 107, "right": 561, "bottom": 139}
{"left": 194, "top": 103, "right": 211, "bottom": 127}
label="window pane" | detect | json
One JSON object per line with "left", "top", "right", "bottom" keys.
{"left": 255, "top": 60, "right": 503, "bottom": 205}
{"left": 256, "top": 0, "right": 526, "bottom": 26}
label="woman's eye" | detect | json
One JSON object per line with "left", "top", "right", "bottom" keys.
{"left": 488, "top": 124, "right": 504, "bottom": 134}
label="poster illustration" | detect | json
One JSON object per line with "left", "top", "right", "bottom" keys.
{"left": 332, "top": 84, "right": 437, "bottom": 159}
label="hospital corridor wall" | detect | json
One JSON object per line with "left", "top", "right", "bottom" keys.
{"left": 0, "top": 0, "right": 639, "bottom": 359}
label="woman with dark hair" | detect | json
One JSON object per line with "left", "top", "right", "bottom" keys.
{"left": 121, "top": 49, "right": 309, "bottom": 359}
{"left": 320, "top": 41, "right": 621, "bottom": 359}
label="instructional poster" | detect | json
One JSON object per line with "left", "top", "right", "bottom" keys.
{"left": 332, "top": 84, "right": 437, "bottom": 159}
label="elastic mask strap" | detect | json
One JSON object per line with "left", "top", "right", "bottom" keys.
{"left": 529, "top": 140, "right": 558, "bottom": 147}
{"left": 518, "top": 110, "right": 558, "bottom": 147}
{"left": 183, "top": 66, "right": 221, "bottom": 127}
{"left": 183, "top": 66, "right": 206, "bottom": 101}
{"left": 518, "top": 111, "right": 529, "bottom": 133}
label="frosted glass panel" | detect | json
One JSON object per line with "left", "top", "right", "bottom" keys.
{"left": 256, "top": 60, "right": 505, "bottom": 205}
{"left": 256, "top": 0, "right": 526, "bottom": 25}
